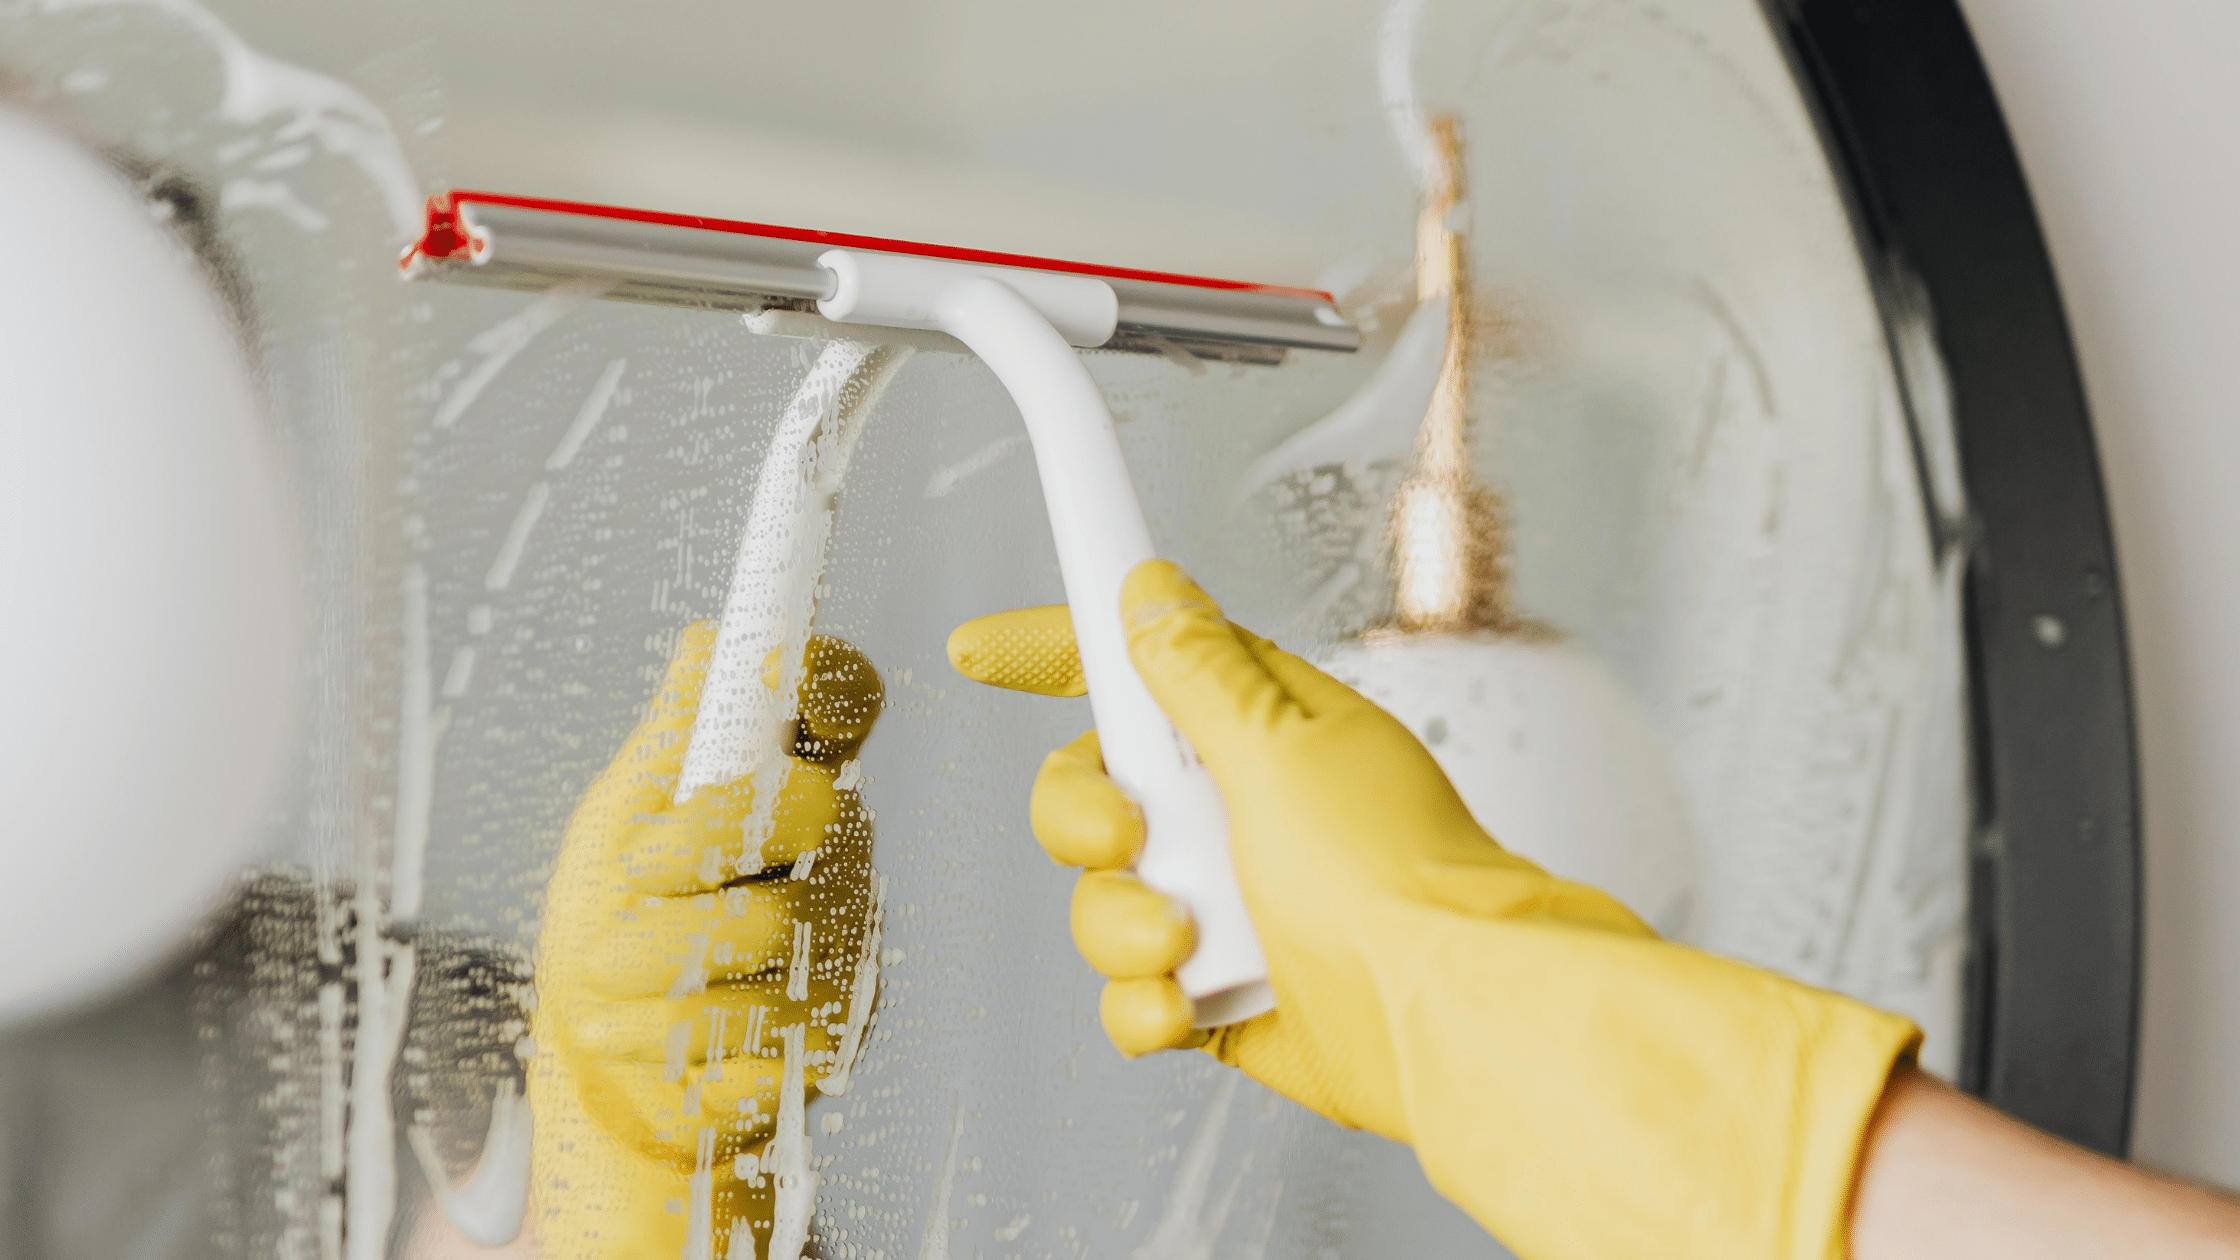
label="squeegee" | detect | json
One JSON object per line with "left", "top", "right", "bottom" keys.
{"left": 403, "top": 190, "right": 1361, "bottom": 1024}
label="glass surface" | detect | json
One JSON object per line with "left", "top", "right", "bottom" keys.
{"left": 0, "top": 1, "right": 1967, "bottom": 1257}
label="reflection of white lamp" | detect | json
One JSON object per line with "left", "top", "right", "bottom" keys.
{"left": 1313, "top": 116, "right": 1699, "bottom": 938}
{"left": 0, "top": 108, "right": 300, "bottom": 1022}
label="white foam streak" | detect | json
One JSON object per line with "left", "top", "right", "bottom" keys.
{"left": 784, "top": 920, "right": 812, "bottom": 1003}
{"left": 548, "top": 358, "right": 627, "bottom": 471}
{"left": 666, "top": 932, "right": 711, "bottom": 1001}
{"left": 483, "top": 482, "right": 549, "bottom": 591}
{"left": 922, "top": 433, "right": 1027, "bottom": 498}
{"left": 765, "top": 1025, "right": 818, "bottom": 1260}
{"left": 439, "top": 646, "right": 475, "bottom": 698}
{"left": 345, "top": 923, "right": 413, "bottom": 1260}
{"left": 916, "top": 1100, "right": 964, "bottom": 1260}
{"left": 1376, "top": 0, "right": 1437, "bottom": 193}
{"left": 817, "top": 872, "right": 885, "bottom": 1097}
{"left": 388, "top": 564, "right": 444, "bottom": 923}
{"left": 316, "top": 978, "right": 346, "bottom": 1260}
{"left": 434, "top": 282, "right": 604, "bottom": 429}
{"left": 683, "top": 1125, "right": 718, "bottom": 1260}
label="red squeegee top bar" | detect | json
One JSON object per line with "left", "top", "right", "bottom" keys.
{"left": 407, "top": 189, "right": 1336, "bottom": 304}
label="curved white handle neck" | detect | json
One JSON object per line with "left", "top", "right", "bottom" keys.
{"left": 817, "top": 250, "right": 1271, "bottom": 1023}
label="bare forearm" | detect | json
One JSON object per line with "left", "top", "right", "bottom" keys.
{"left": 1851, "top": 1067, "right": 2240, "bottom": 1259}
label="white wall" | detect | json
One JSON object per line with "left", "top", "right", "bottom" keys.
{"left": 1955, "top": 0, "right": 2240, "bottom": 1186}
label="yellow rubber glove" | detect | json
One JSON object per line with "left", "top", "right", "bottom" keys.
{"left": 947, "top": 561, "right": 1920, "bottom": 1260}
{"left": 533, "top": 622, "right": 884, "bottom": 1260}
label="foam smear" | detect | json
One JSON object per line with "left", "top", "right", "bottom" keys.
{"left": 32, "top": 0, "right": 423, "bottom": 238}
{"left": 388, "top": 564, "right": 448, "bottom": 923}
{"left": 1244, "top": 0, "right": 1546, "bottom": 500}
{"left": 1133, "top": 1074, "right": 1245, "bottom": 1260}
{"left": 764, "top": 1024, "right": 819, "bottom": 1260}
{"left": 817, "top": 872, "right": 885, "bottom": 1098}
{"left": 1238, "top": 293, "right": 1449, "bottom": 496}
{"left": 29, "top": 7, "right": 425, "bottom": 1253}
{"left": 923, "top": 433, "right": 1027, "bottom": 499}
{"left": 404, "top": 1080, "right": 533, "bottom": 1247}
{"left": 1375, "top": 0, "right": 1438, "bottom": 192}
{"left": 435, "top": 281, "right": 609, "bottom": 430}
{"left": 344, "top": 564, "right": 437, "bottom": 1260}
{"left": 674, "top": 339, "right": 911, "bottom": 1259}
{"left": 676, "top": 340, "right": 913, "bottom": 809}
{"left": 346, "top": 897, "right": 413, "bottom": 1260}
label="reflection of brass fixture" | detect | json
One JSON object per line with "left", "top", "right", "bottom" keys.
{"left": 1386, "top": 115, "right": 1525, "bottom": 635}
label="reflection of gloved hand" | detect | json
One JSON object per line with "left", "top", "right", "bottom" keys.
{"left": 948, "top": 561, "right": 1919, "bottom": 1260}
{"left": 532, "top": 622, "right": 884, "bottom": 1260}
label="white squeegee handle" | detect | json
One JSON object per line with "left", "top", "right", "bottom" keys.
{"left": 819, "top": 248, "right": 1273, "bottom": 1026}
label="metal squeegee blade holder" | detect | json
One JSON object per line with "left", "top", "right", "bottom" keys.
{"left": 401, "top": 189, "right": 1361, "bottom": 363}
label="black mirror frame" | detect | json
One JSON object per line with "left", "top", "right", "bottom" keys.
{"left": 1758, "top": 0, "right": 2141, "bottom": 1156}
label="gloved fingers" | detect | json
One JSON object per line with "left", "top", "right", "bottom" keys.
{"left": 1070, "top": 870, "right": 1195, "bottom": 978}
{"left": 555, "top": 973, "right": 857, "bottom": 1073}
{"left": 562, "top": 1020, "right": 843, "bottom": 1168}
{"left": 607, "top": 759, "right": 855, "bottom": 895}
{"left": 1098, "top": 977, "right": 1206, "bottom": 1058}
{"left": 646, "top": 619, "right": 722, "bottom": 732}
{"left": 1030, "top": 730, "right": 1144, "bottom": 870}
{"left": 573, "top": 627, "right": 881, "bottom": 893}
{"left": 752, "top": 760, "right": 857, "bottom": 877}
{"left": 1232, "top": 623, "right": 1373, "bottom": 720}
{"left": 1121, "top": 561, "right": 1308, "bottom": 763}
{"left": 571, "top": 864, "right": 877, "bottom": 1000}
{"left": 596, "top": 775, "right": 756, "bottom": 895}
{"left": 576, "top": 620, "right": 724, "bottom": 822}
{"left": 946, "top": 604, "right": 1088, "bottom": 697}
{"left": 792, "top": 635, "right": 886, "bottom": 761}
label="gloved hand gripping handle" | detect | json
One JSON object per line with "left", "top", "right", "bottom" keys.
{"left": 818, "top": 248, "right": 1273, "bottom": 1025}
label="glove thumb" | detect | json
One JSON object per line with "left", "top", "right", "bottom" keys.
{"left": 1120, "top": 561, "right": 1304, "bottom": 776}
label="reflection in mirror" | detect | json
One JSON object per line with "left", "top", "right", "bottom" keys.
{"left": 0, "top": 0, "right": 1967, "bottom": 1257}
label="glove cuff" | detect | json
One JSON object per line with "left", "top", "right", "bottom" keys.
{"left": 1369, "top": 921, "right": 1923, "bottom": 1260}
